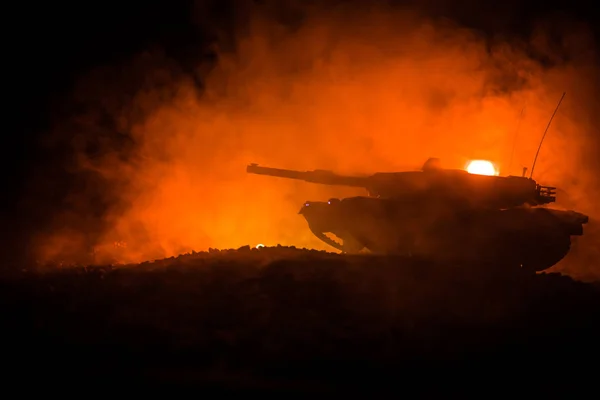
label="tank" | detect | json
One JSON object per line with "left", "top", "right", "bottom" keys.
{"left": 247, "top": 158, "right": 589, "bottom": 273}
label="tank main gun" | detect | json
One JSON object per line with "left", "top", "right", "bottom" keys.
{"left": 246, "top": 163, "right": 369, "bottom": 188}
{"left": 246, "top": 159, "right": 558, "bottom": 209}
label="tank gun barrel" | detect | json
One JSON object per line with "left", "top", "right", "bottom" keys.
{"left": 247, "top": 163, "right": 368, "bottom": 187}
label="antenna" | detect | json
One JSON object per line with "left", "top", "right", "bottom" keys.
{"left": 529, "top": 91, "right": 566, "bottom": 179}
{"left": 508, "top": 106, "right": 525, "bottom": 175}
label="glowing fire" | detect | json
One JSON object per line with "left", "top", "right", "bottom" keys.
{"left": 466, "top": 160, "right": 498, "bottom": 176}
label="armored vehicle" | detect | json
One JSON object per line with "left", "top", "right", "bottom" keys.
{"left": 246, "top": 158, "right": 589, "bottom": 272}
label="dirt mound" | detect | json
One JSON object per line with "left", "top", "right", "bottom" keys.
{"left": 2, "top": 247, "right": 599, "bottom": 393}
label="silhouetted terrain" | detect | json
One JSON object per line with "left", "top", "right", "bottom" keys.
{"left": 2, "top": 247, "right": 598, "bottom": 394}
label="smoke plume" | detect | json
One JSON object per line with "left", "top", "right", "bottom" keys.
{"left": 29, "top": 2, "right": 600, "bottom": 279}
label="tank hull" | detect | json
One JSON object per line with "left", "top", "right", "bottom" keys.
{"left": 299, "top": 197, "right": 588, "bottom": 273}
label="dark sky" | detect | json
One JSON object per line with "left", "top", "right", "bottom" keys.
{"left": 3, "top": 0, "right": 599, "bottom": 269}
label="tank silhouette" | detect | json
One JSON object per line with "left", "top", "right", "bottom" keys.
{"left": 247, "top": 158, "right": 589, "bottom": 272}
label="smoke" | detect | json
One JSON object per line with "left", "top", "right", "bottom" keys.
{"left": 29, "top": 2, "right": 600, "bottom": 278}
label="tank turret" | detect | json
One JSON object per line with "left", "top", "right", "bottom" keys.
{"left": 247, "top": 159, "right": 557, "bottom": 208}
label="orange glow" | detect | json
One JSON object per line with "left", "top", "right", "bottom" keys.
{"left": 466, "top": 160, "right": 498, "bottom": 176}
{"left": 32, "top": 4, "right": 600, "bottom": 280}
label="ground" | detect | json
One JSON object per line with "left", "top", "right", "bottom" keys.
{"left": 2, "top": 246, "right": 599, "bottom": 394}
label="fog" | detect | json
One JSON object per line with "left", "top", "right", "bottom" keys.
{"left": 30, "top": 2, "right": 600, "bottom": 279}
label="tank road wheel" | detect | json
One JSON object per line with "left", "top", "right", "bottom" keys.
{"left": 517, "top": 235, "right": 572, "bottom": 273}
{"left": 410, "top": 221, "right": 472, "bottom": 263}
{"left": 343, "top": 239, "right": 366, "bottom": 254}
{"left": 339, "top": 233, "right": 366, "bottom": 254}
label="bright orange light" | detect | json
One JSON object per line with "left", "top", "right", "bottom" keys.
{"left": 32, "top": 7, "right": 595, "bottom": 267}
{"left": 466, "top": 160, "right": 498, "bottom": 176}
{"left": 256, "top": 244, "right": 265, "bottom": 249}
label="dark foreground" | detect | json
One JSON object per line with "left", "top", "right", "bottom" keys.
{"left": 2, "top": 246, "right": 599, "bottom": 394}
